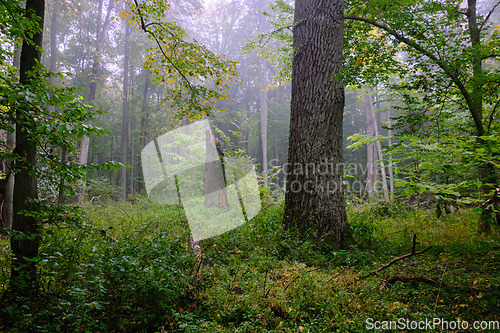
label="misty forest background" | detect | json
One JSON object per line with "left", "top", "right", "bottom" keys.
{"left": 0, "top": 0, "right": 500, "bottom": 331}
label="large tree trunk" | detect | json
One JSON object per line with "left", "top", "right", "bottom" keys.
{"left": 120, "top": 23, "right": 131, "bottom": 201}
{"left": 283, "top": 0, "right": 353, "bottom": 249}
{"left": 8, "top": 0, "right": 45, "bottom": 298}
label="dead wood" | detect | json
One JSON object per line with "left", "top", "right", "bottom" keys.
{"left": 381, "top": 274, "right": 494, "bottom": 292}
{"left": 362, "top": 246, "right": 433, "bottom": 279}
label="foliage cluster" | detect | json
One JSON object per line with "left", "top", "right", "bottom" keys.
{"left": 123, "top": 0, "right": 240, "bottom": 119}
{"left": 257, "top": 0, "right": 500, "bottom": 232}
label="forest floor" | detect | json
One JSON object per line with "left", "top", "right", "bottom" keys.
{"left": 0, "top": 198, "right": 499, "bottom": 332}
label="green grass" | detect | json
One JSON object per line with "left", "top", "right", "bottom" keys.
{"left": 1, "top": 198, "right": 499, "bottom": 332}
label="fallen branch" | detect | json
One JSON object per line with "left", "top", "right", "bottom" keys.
{"left": 381, "top": 274, "right": 494, "bottom": 292}
{"left": 381, "top": 274, "right": 438, "bottom": 290}
{"left": 362, "top": 246, "right": 433, "bottom": 279}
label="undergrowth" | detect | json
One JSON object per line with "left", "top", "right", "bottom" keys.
{"left": 0, "top": 198, "right": 499, "bottom": 332}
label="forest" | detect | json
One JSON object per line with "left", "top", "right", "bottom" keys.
{"left": 0, "top": 0, "right": 499, "bottom": 331}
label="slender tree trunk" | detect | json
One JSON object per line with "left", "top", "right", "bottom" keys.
{"left": 245, "top": 128, "right": 249, "bottom": 155}
{"left": 365, "top": 93, "right": 377, "bottom": 199}
{"left": 129, "top": 76, "right": 136, "bottom": 195}
{"left": 257, "top": 134, "right": 263, "bottom": 173}
{"left": 260, "top": 61, "right": 268, "bottom": 186}
{"left": 258, "top": 0, "right": 268, "bottom": 186}
{"left": 140, "top": 72, "right": 150, "bottom": 149}
{"left": 283, "top": 0, "right": 353, "bottom": 249}
{"left": 3, "top": 44, "right": 22, "bottom": 230}
{"left": 48, "top": 0, "right": 58, "bottom": 86}
{"left": 120, "top": 23, "right": 131, "bottom": 201}
{"left": 130, "top": 114, "right": 136, "bottom": 195}
{"left": 57, "top": 148, "right": 67, "bottom": 204}
{"left": 78, "top": 0, "right": 114, "bottom": 203}
{"left": 109, "top": 135, "right": 114, "bottom": 184}
{"left": 8, "top": 0, "right": 45, "bottom": 298}
{"left": 387, "top": 108, "right": 395, "bottom": 201}
{"left": 373, "top": 93, "right": 389, "bottom": 202}
{"left": 47, "top": 0, "right": 68, "bottom": 204}
{"left": 3, "top": 130, "right": 15, "bottom": 230}
{"left": 138, "top": 72, "right": 150, "bottom": 194}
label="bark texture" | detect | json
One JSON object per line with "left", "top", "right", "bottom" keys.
{"left": 283, "top": 0, "right": 353, "bottom": 249}
{"left": 9, "top": 0, "right": 45, "bottom": 298}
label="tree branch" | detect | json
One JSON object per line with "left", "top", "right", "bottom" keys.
{"left": 131, "top": 0, "right": 194, "bottom": 92}
{"left": 0, "top": 0, "right": 22, "bottom": 34}
{"left": 480, "top": 1, "right": 500, "bottom": 31}
{"left": 487, "top": 97, "right": 500, "bottom": 134}
{"left": 258, "top": 25, "right": 293, "bottom": 46}
{"left": 344, "top": 15, "right": 485, "bottom": 136}
{"left": 480, "top": 54, "right": 499, "bottom": 61}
